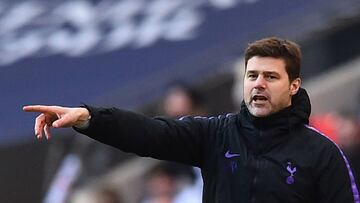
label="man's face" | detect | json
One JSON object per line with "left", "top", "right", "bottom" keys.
{"left": 243, "top": 56, "right": 300, "bottom": 117}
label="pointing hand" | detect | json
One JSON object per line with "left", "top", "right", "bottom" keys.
{"left": 23, "top": 105, "right": 90, "bottom": 140}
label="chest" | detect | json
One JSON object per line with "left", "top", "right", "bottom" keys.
{"left": 202, "top": 128, "right": 317, "bottom": 202}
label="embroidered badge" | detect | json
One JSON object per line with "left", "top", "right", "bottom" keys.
{"left": 286, "top": 162, "right": 297, "bottom": 185}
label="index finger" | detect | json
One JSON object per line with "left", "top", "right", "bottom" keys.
{"left": 23, "top": 105, "right": 62, "bottom": 114}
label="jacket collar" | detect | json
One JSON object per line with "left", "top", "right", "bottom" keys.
{"left": 240, "top": 88, "right": 311, "bottom": 128}
{"left": 238, "top": 88, "right": 311, "bottom": 153}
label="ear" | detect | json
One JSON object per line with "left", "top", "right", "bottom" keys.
{"left": 290, "top": 78, "right": 301, "bottom": 96}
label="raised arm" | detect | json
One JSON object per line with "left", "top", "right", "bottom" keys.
{"left": 23, "top": 105, "right": 90, "bottom": 139}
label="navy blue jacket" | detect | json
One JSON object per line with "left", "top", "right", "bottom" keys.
{"left": 76, "top": 89, "right": 359, "bottom": 202}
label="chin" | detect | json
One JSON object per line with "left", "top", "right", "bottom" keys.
{"left": 253, "top": 113, "right": 270, "bottom": 118}
{"left": 249, "top": 108, "right": 271, "bottom": 117}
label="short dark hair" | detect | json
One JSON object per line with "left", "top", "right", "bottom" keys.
{"left": 245, "top": 37, "right": 302, "bottom": 81}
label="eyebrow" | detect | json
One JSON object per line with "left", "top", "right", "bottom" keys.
{"left": 246, "top": 70, "right": 280, "bottom": 75}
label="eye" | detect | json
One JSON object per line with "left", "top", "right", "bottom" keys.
{"left": 266, "top": 75, "right": 278, "bottom": 80}
{"left": 247, "top": 74, "right": 257, "bottom": 80}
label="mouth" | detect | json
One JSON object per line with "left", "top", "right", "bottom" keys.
{"left": 251, "top": 95, "right": 269, "bottom": 103}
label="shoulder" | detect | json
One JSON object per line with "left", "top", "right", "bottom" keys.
{"left": 177, "top": 113, "right": 238, "bottom": 125}
{"left": 300, "top": 124, "right": 344, "bottom": 158}
{"left": 302, "top": 125, "right": 337, "bottom": 144}
{"left": 172, "top": 113, "right": 239, "bottom": 136}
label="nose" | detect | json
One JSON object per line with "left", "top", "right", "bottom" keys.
{"left": 254, "top": 75, "right": 266, "bottom": 89}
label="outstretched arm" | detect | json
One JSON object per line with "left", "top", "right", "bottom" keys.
{"left": 24, "top": 105, "right": 218, "bottom": 166}
{"left": 23, "top": 105, "right": 90, "bottom": 140}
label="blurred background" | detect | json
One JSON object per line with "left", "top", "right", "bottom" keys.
{"left": 1, "top": 0, "right": 360, "bottom": 202}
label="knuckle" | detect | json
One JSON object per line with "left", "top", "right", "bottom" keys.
{"left": 36, "top": 113, "right": 44, "bottom": 120}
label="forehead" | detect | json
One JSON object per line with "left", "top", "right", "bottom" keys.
{"left": 246, "top": 56, "right": 287, "bottom": 74}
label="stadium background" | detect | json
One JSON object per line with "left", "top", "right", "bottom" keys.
{"left": 1, "top": 0, "right": 360, "bottom": 202}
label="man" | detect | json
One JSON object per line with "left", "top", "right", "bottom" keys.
{"left": 24, "top": 37, "right": 359, "bottom": 202}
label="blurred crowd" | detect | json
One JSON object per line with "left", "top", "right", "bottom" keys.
{"left": 139, "top": 83, "right": 207, "bottom": 203}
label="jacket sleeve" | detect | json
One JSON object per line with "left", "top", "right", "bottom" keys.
{"left": 74, "top": 105, "right": 220, "bottom": 167}
{"left": 316, "top": 142, "right": 359, "bottom": 203}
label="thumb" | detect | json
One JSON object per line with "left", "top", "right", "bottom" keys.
{"left": 52, "top": 114, "right": 73, "bottom": 128}
{"left": 52, "top": 119, "right": 62, "bottom": 128}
